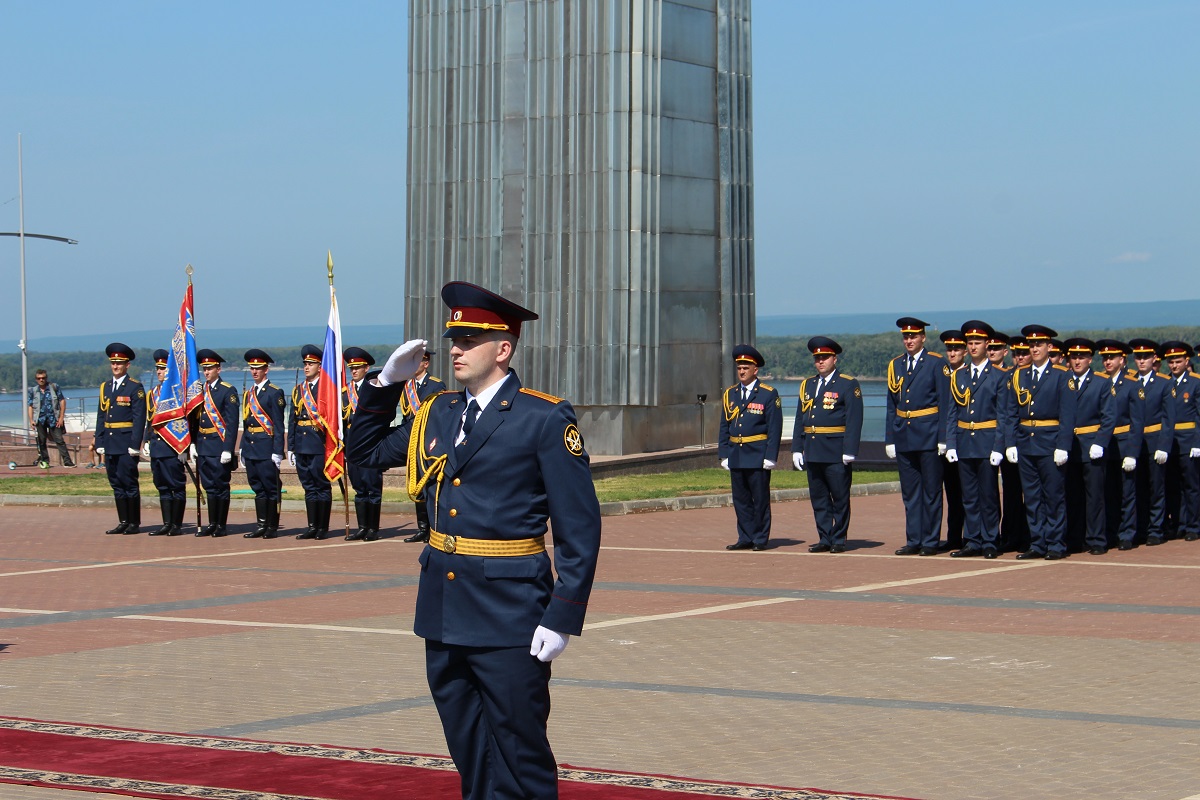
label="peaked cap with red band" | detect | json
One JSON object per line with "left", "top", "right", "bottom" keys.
{"left": 244, "top": 348, "right": 274, "bottom": 368}
{"left": 1062, "top": 338, "right": 1096, "bottom": 356}
{"left": 343, "top": 346, "right": 375, "bottom": 367}
{"left": 152, "top": 348, "right": 170, "bottom": 367}
{"left": 1096, "top": 339, "right": 1130, "bottom": 357}
{"left": 1128, "top": 338, "right": 1160, "bottom": 357}
{"left": 1161, "top": 340, "right": 1194, "bottom": 360}
{"left": 807, "top": 336, "right": 842, "bottom": 356}
{"left": 196, "top": 349, "right": 225, "bottom": 367}
{"left": 1020, "top": 324, "right": 1057, "bottom": 342}
{"left": 961, "top": 320, "right": 994, "bottom": 340}
{"left": 896, "top": 317, "right": 930, "bottom": 334}
{"left": 441, "top": 281, "right": 538, "bottom": 339}
{"left": 300, "top": 344, "right": 323, "bottom": 364}
{"left": 105, "top": 342, "right": 135, "bottom": 363}
{"left": 732, "top": 344, "right": 765, "bottom": 367}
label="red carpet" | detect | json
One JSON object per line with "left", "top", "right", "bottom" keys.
{"left": 0, "top": 716, "right": 914, "bottom": 799}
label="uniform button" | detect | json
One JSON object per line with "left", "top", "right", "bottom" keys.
{"left": 447, "top": 572, "right": 455, "bottom": 580}
{"left": 452, "top": 478, "right": 461, "bottom": 486}
{"left": 449, "top": 509, "right": 458, "bottom": 517}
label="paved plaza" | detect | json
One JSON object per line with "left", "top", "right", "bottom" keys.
{"left": 1, "top": 493, "right": 1198, "bottom": 800}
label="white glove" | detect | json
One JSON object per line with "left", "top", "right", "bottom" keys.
{"left": 95, "top": 447, "right": 105, "bottom": 455}
{"left": 720, "top": 458, "right": 729, "bottom": 471}
{"left": 1005, "top": 447, "right": 1018, "bottom": 464}
{"left": 271, "top": 453, "right": 283, "bottom": 467}
{"left": 1053, "top": 449, "right": 1068, "bottom": 466}
{"left": 1154, "top": 449, "right": 1168, "bottom": 465}
{"left": 989, "top": 451, "right": 1003, "bottom": 466}
{"left": 219, "top": 451, "right": 232, "bottom": 465}
{"left": 763, "top": 459, "right": 775, "bottom": 469}
{"left": 937, "top": 443, "right": 947, "bottom": 457}
{"left": 842, "top": 453, "right": 855, "bottom": 465}
{"left": 289, "top": 452, "right": 296, "bottom": 466}
{"left": 884, "top": 444, "right": 896, "bottom": 459}
{"left": 530, "top": 625, "right": 570, "bottom": 663}
{"left": 1088, "top": 444, "right": 1104, "bottom": 460}
{"left": 1122, "top": 456, "right": 1136, "bottom": 472}
{"left": 1191, "top": 447, "right": 1200, "bottom": 458}
{"left": 944, "top": 448, "right": 958, "bottom": 463}
{"left": 792, "top": 453, "right": 804, "bottom": 470}
{"left": 141, "top": 443, "right": 150, "bottom": 458}
{"left": 127, "top": 447, "right": 140, "bottom": 458}
{"left": 177, "top": 451, "right": 188, "bottom": 463}
{"left": 377, "top": 339, "right": 429, "bottom": 387}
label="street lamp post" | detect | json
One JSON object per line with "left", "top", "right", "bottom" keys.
{"left": 4, "top": 134, "right": 78, "bottom": 437}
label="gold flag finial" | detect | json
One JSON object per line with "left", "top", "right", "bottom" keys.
{"left": 327, "top": 251, "right": 334, "bottom": 285}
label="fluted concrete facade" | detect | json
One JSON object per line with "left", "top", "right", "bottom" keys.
{"left": 405, "top": 0, "right": 754, "bottom": 454}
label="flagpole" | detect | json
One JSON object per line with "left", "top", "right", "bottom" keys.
{"left": 328, "top": 252, "right": 350, "bottom": 539}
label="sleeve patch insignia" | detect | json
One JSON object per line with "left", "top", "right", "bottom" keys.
{"left": 564, "top": 424, "right": 584, "bottom": 456}
{"left": 854, "top": 386, "right": 862, "bottom": 398}
{"left": 943, "top": 365, "right": 951, "bottom": 376}
{"left": 775, "top": 396, "right": 781, "bottom": 408}
{"left": 1068, "top": 378, "right": 1076, "bottom": 390}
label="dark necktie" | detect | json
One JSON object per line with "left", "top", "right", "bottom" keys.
{"left": 907, "top": 356, "right": 914, "bottom": 374}
{"left": 971, "top": 367, "right": 979, "bottom": 382}
{"left": 461, "top": 400, "right": 479, "bottom": 441}
{"left": 112, "top": 379, "right": 118, "bottom": 394}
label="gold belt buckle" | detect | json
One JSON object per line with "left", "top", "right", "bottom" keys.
{"left": 444, "top": 535, "right": 457, "bottom": 554}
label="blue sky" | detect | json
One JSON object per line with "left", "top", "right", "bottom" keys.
{"left": 3, "top": 1, "right": 1197, "bottom": 343}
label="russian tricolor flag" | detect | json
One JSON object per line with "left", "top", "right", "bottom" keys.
{"left": 317, "top": 252, "right": 345, "bottom": 481}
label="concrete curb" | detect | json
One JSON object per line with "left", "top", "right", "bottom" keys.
{"left": 1, "top": 481, "right": 903, "bottom": 518}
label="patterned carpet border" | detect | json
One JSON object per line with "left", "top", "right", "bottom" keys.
{"left": 0, "top": 716, "right": 910, "bottom": 800}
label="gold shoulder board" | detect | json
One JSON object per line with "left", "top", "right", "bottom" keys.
{"left": 519, "top": 387, "right": 563, "bottom": 404}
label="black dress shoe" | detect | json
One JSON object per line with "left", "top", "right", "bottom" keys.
{"left": 244, "top": 530, "right": 264, "bottom": 539}
{"left": 1184, "top": 532, "right": 1198, "bottom": 541}
{"left": 1015, "top": 551, "right": 1046, "bottom": 560}
{"left": 808, "top": 543, "right": 832, "bottom": 553}
{"left": 1045, "top": 551, "right": 1067, "bottom": 560}
{"left": 950, "top": 547, "right": 982, "bottom": 558}
{"left": 105, "top": 522, "right": 130, "bottom": 535}
{"left": 983, "top": 547, "right": 999, "bottom": 559}
{"left": 345, "top": 530, "right": 365, "bottom": 542}
{"left": 895, "top": 545, "right": 921, "bottom": 555}
{"left": 1147, "top": 535, "right": 1165, "bottom": 546}
{"left": 752, "top": 543, "right": 769, "bottom": 551}
{"left": 830, "top": 544, "right": 846, "bottom": 553}
{"left": 937, "top": 541, "right": 955, "bottom": 553}
{"left": 363, "top": 529, "right": 381, "bottom": 542}
{"left": 296, "top": 530, "right": 316, "bottom": 540}
{"left": 726, "top": 541, "right": 753, "bottom": 550}
{"left": 403, "top": 530, "right": 429, "bottom": 543}
{"left": 918, "top": 547, "right": 938, "bottom": 556}
{"left": 1088, "top": 547, "right": 1108, "bottom": 555}
{"left": 1118, "top": 541, "right": 1134, "bottom": 551}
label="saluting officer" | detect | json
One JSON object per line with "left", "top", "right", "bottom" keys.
{"left": 343, "top": 347, "right": 386, "bottom": 542}
{"left": 1063, "top": 338, "right": 1112, "bottom": 555}
{"left": 1162, "top": 341, "right": 1200, "bottom": 542}
{"left": 145, "top": 349, "right": 188, "bottom": 536}
{"left": 289, "top": 344, "right": 333, "bottom": 539}
{"left": 398, "top": 347, "right": 448, "bottom": 543}
{"left": 240, "top": 349, "right": 286, "bottom": 539}
{"left": 192, "top": 349, "right": 240, "bottom": 537}
{"left": 944, "top": 321, "right": 1006, "bottom": 558}
{"left": 792, "top": 337, "right": 863, "bottom": 553}
{"left": 95, "top": 343, "right": 147, "bottom": 535}
{"left": 1005, "top": 324, "right": 1076, "bottom": 560}
{"left": 719, "top": 344, "right": 783, "bottom": 551}
{"left": 886, "top": 317, "right": 950, "bottom": 555}
{"left": 345, "top": 281, "right": 601, "bottom": 800}
{"left": 1129, "top": 339, "right": 1176, "bottom": 546}
{"left": 1096, "top": 340, "right": 1144, "bottom": 550}
{"left": 939, "top": 330, "right": 968, "bottom": 551}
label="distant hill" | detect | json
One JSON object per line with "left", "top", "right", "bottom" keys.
{"left": 6, "top": 298, "right": 1200, "bottom": 353}
{"left": 757, "top": 299, "right": 1200, "bottom": 337}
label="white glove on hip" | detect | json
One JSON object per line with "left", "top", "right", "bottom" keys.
{"left": 377, "top": 339, "right": 429, "bottom": 387}
{"left": 792, "top": 453, "right": 804, "bottom": 470}
{"left": 989, "top": 451, "right": 1003, "bottom": 467}
{"left": 1088, "top": 444, "right": 1104, "bottom": 460}
{"left": 1191, "top": 447, "right": 1200, "bottom": 459}
{"left": 219, "top": 451, "right": 232, "bottom": 465}
{"left": 95, "top": 447, "right": 105, "bottom": 455}
{"left": 720, "top": 458, "right": 729, "bottom": 471}
{"left": 1122, "top": 456, "right": 1136, "bottom": 472}
{"left": 289, "top": 452, "right": 296, "bottom": 466}
{"left": 271, "top": 453, "right": 283, "bottom": 467}
{"left": 884, "top": 444, "right": 896, "bottom": 459}
{"left": 530, "top": 625, "right": 570, "bottom": 663}
{"left": 842, "top": 453, "right": 855, "bottom": 465}
{"left": 763, "top": 459, "right": 775, "bottom": 469}
{"left": 1053, "top": 449, "right": 1068, "bottom": 466}
{"left": 141, "top": 443, "right": 150, "bottom": 458}
{"left": 1005, "top": 447, "right": 1018, "bottom": 464}
{"left": 127, "top": 447, "right": 140, "bottom": 458}
{"left": 1154, "top": 449, "right": 1168, "bottom": 465}
{"left": 937, "top": 443, "right": 947, "bottom": 456}
{"left": 944, "top": 448, "right": 958, "bottom": 463}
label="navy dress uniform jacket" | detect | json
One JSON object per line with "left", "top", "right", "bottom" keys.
{"left": 288, "top": 381, "right": 329, "bottom": 456}
{"left": 143, "top": 384, "right": 181, "bottom": 459}
{"left": 241, "top": 383, "right": 286, "bottom": 460}
{"left": 1169, "top": 372, "right": 1200, "bottom": 450}
{"left": 1070, "top": 370, "right": 1114, "bottom": 452}
{"left": 192, "top": 380, "right": 240, "bottom": 460}
{"left": 791, "top": 370, "right": 863, "bottom": 462}
{"left": 1107, "top": 373, "right": 1146, "bottom": 457}
{"left": 346, "top": 370, "right": 602, "bottom": 647}
{"left": 95, "top": 377, "right": 147, "bottom": 452}
{"left": 885, "top": 351, "right": 951, "bottom": 452}
{"left": 1005, "top": 364, "right": 1077, "bottom": 455}
{"left": 945, "top": 362, "right": 1007, "bottom": 459}
{"left": 1138, "top": 373, "right": 1177, "bottom": 454}
{"left": 718, "top": 382, "right": 783, "bottom": 467}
